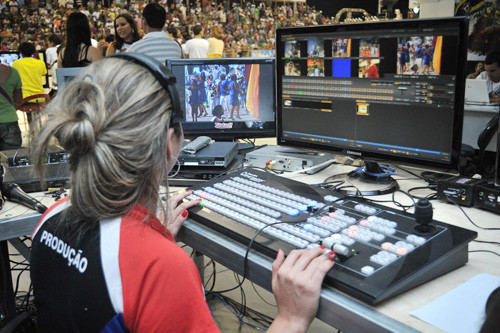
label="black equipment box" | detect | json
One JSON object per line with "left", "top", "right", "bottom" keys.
{"left": 1, "top": 146, "right": 70, "bottom": 193}
{"left": 0, "top": 146, "right": 67, "bottom": 167}
{"left": 437, "top": 176, "right": 486, "bottom": 206}
{"left": 475, "top": 183, "right": 500, "bottom": 214}
{"left": 169, "top": 155, "right": 244, "bottom": 187}
{"left": 2, "top": 163, "right": 70, "bottom": 193}
{"left": 177, "top": 141, "right": 238, "bottom": 169}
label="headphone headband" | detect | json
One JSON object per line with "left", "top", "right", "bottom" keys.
{"left": 107, "top": 53, "right": 183, "bottom": 125}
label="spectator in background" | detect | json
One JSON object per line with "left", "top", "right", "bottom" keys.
{"left": 12, "top": 41, "right": 47, "bottom": 125}
{"left": 364, "top": 59, "right": 379, "bottom": 78}
{"left": 106, "top": 13, "right": 140, "bottom": 55}
{"left": 58, "top": 12, "right": 105, "bottom": 68}
{"left": 166, "top": 27, "right": 183, "bottom": 57}
{"left": 184, "top": 25, "right": 209, "bottom": 58}
{"left": 45, "top": 34, "right": 62, "bottom": 97}
{"left": 0, "top": 63, "right": 23, "bottom": 150}
{"left": 476, "top": 51, "right": 500, "bottom": 103}
{"left": 128, "top": 3, "right": 182, "bottom": 64}
{"left": 207, "top": 25, "right": 224, "bottom": 58}
{"left": 467, "top": 62, "right": 484, "bottom": 79}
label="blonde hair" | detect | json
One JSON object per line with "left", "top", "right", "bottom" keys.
{"left": 212, "top": 25, "right": 225, "bottom": 40}
{"left": 33, "top": 57, "right": 176, "bottom": 226}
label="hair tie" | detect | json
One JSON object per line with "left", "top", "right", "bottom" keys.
{"left": 82, "top": 73, "right": 94, "bottom": 82}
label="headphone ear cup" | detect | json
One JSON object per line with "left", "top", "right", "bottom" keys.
{"left": 107, "top": 53, "right": 183, "bottom": 124}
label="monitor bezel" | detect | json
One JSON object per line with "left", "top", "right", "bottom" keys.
{"left": 166, "top": 57, "right": 277, "bottom": 141}
{"left": 55, "top": 67, "right": 83, "bottom": 92}
{"left": 275, "top": 17, "right": 469, "bottom": 173}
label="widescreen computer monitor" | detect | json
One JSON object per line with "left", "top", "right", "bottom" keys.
{"left": 167, "top": 58, "right": 276, "bottom": 140}
{"left": 276, "top": 17, "right": 469, "bottom": 178}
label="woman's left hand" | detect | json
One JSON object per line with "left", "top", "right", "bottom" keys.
{"left": 159, "top": 190, "right": 202, "bottom": 237}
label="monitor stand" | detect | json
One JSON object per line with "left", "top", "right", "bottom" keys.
{"left": 326, "top": 160, "right": 399, "bottom": 196}
{"left": 420, "top": 170, "right": 453, "bottom": 186}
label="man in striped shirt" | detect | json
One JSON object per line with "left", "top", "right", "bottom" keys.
{"left": 128, "top": 3, "right": 182, "bottom": 65}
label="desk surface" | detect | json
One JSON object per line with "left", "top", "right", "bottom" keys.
{"left": 0, "top": 192, "right": 55, "bottom": 242}
{"left": 1, "top": 164, "right": 499, "bottom": 332}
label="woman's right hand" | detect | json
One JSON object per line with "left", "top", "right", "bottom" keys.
{"left": 268, "top": 247, "right": 335, "bottom": 333}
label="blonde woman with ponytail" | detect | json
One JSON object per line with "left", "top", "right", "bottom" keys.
{"left": 29, "top": 54, "right": 334, "bottom": 332}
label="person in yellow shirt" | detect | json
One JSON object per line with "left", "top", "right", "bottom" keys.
{"left": 207, "top": 25, "right": 225, "bottom": 58}
{"left": 12, "top": 42, "right": 47, "bottom": 124}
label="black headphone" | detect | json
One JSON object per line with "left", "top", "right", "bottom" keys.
{"left": 0, "top": 164, "right": 4, "bottom": 211}
{"left": 107, "top": 52, "right": 183, "bottom": 125}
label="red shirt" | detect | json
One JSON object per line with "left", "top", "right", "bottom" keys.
{"left": 366, "top": 64, "right": 379, "bottom": 78}
{"left": 31, "top": 200, "right": 220, "bottom": 332}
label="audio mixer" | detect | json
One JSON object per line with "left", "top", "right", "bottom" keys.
{"left": 185, "top": 168, "right": 477, "bottom": 305}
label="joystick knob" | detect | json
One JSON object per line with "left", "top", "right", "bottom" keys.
{"left": 412, "top": 198, "right": 436, "bottom": 235}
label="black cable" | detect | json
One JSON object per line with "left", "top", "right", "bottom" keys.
{"left": 18, "top": 284, "right": 33, "bottom": 311}
{"left": 451, "top": 200, "right": 500, "bottom": 230}
{"left": 345, "top": 189, "right": 415, "bottom": 213}
{"left": 234, "top": 272, "right": 247, "bottom": 318}
{"left": 13, "top": 262, "right": 30, "bottom": 299}
{"left": 393, "top": 164, "right": 426, "bottom": 180}
{"left": 391, "top": 189, "right": 416, "bottom": 213}
{"left": 473, "top": 240, "right": 500, "bottom": 245}
{"left": 217, "top": 293, "right": 274, "bottom": 327}
{"left": 312, "top": 180, "right": 345, "bottom": 191}
{"left": 264, "top": 165, "right": 285, "bottom": 175}
{"left": 203, "top": 260, "right": 217, "bottom": 291}
{"left": 469, "top": 250, "right": 500, "bottom": 257}
{"left": 407, "top": 186, "right": 438, "bottom": 200}
{"left": 209, "top": 292, "right": 270, "bottom": 330}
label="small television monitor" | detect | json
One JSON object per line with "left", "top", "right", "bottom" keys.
{"left": 0, "top": 51, "right": 50, "bottom": 87}
{"left": 0, "top": 51, "right": 21, "bottom": 66}
{"left": 166, "top": 57, "right": 276, "bottom": 140}
{"left": 276, "top": 17, "right": 469, "bottom": 179}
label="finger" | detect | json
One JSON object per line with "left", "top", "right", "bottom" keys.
{"left": 271, "top": 249, "right": 285, "bottom": 284}
{"left": 169, "top": 190, "right": 193, "bottom": 207}
{"left": 171, "top": 198, "right": 202, "bottom": 217}
{"left": 298, "top": 251, "right": 335, "bottom": 282}
{"left": 167, "top": 212, "right": 189, "bottom": 237}
{"left": 276, "top": 248, "right": 305, "bottom": 273}
{"left": 281, "top": 247, "right": 326, "bottom": 274}
{"left": 305, "top": 256, "right": 335, "bottom": 290}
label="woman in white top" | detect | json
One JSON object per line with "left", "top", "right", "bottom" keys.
{"left": 106, "top": 13, "right": 141, "bottom": 56}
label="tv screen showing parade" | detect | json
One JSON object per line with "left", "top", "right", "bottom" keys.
{"left": 167, "top": 58, "right": 276, "bottom": 140}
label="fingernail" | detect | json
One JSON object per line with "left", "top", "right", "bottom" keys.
{"left": 188, "top": 190, "right": 193, "bottom": 193}
{"left": 329, "top": 257, "right": 335, "bottom": 262}
{"left": 276, "top": 250, "right": 281, "bottom": 259}
{"left": 196, "top": 198, "right": 203, "bottom": 201}
{"left": 329, "top": 251, "right": 335, "bottom": 256}
{"left": 319, "top": 245, "right": 325, "bottom": 249}
{"left": 181, "top": 210, "right": 188, "bottom": 218}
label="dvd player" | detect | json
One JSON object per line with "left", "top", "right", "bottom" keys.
{"left": 177, "top": 141, "right": 238, "bottom": 169}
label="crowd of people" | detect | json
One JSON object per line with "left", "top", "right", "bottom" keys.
{"left": 0, "top": 0, "right": 331, "bottom": 56}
